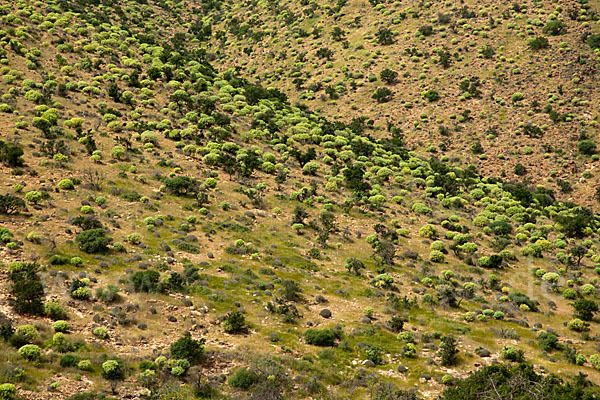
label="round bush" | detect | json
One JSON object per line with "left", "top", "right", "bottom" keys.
{"left": 581, "top": 284, "right": 596, "bottom": 296}
{"left": 429, "top": 250, "right": 445, "bottom": 263}
{"left": 501, "top": 346, "right": 523, "bottom": 362}
{"left": 57, "top": 179, "right": 74, "bottom": 190}
{"left": 397, "top": 332, "right": 415, "bottom": 342}
{"left": 0, "top": 383, "right": 17, "bottom": 400}
{"left": 419, "top": 225, "right": 438, "bottom": 238}
{"left": 412, "top": 202, "right": 432, "bottom": 215}
{"left": 430, "top": 240, "right": 445, "bottom": 251}
{"left": 568, "top": 318, "right": 589, "bottom": 332}
{"left": 304, "top": 328, "right": 337, "bottom": 346}
{"left": 70, "top": 256, "right": 83, "bottom": 266}
{"left": 60, "top": 354, "right": 78, "bottom": 368}
{"left": 53, "top": 320, "right": 70, "bottom": 333}
{"left": 15, "top": 325, "right": 39, "bottom": 343}
{"left": 18, "top": 344, "right": 41, "bottom": 361}
{"left": 51, "top": 332, "right": 70, "bottom": 352}
{"left": 93, "top": 327, "right": 109, "bottom": 339}
{"left": 229, "top": 367, "right": 258, "bottom": 389}
{"left": 44, "top": 301, "right": 67, "bottom": 320}
{"left": 464, "top": 311, "right": 476, "bottom": 322}
{"left": 72, "top": 286, "right": 92, "bottom": 300}
{"left": 78, "top": 360, "right": 93, "bottom": 371}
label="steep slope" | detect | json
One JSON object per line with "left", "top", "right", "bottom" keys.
{"left": 0, "top": 1, "right": 598, "bottom": 400}
{"left": 204, "top": 0, "right": 600, "bottom": 207}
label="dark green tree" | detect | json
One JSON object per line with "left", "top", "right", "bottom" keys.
{"left": 572, "top": 299, "right": 598, "bottom": 321}
{"left": 76, "top": 228, "right": 112, "bottom": 253}
{"left": 344, "top": 257, "right": 366, "bottom": 276}
{"left": 438, "top": 335, "right": 459, "bottom": 366}
{"left": 380, "top": 68, "right": 398, "bottom": 84}
{"left": 222, "top": 310, "right": 247, "bottom": 334}
{"left": 170, "top": 331, "right": 205, "bottom": 363}
{"left": 376, "top": 27, "right": 395, "bottom": 45}
{"left": 8, "top": 262, "right": 44, "bottom": 315}
{"left": 569, "top": 245, "right": 587, "bottom": 267}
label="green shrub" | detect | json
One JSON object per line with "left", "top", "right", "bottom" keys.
{"left": 578, "top": 140, "right": 597, "bottom": 155}
{"left": 92, "top": 327, "right": 109, "bottom": 339}
{"left": 500, "top": 346, "right": 524, "bottom": 362}
{"left": 70, "top": 257, "right": 83, "bottom": 266}
{"left": 567, "top": 318, "right": 589, "bottom": 332}
{"left": 24, "top": 191, "right": 43, "bottom": 204}
{"left": 229, "top": 367, "right": 258, "bottom": 389}
{"left": 52, "top": 332, "right": 72, "bottom": 352}
{"left": 44, "top": 301, "right": 67, "bottom": 321}
{"left": 110, "top": 145, "right": 126, "bottom": 160}
{"left": 477, "top": 255, "right": 503, "bottom": 268}
{"left": 53, "top": 320, "right": 70, "bottom": 333}
{"left": 304, "top": 328, "right": 338, "bottom": 346}
{"left": 58, "top": 179, "right": 74, "bottom": 190}
{"left": 581, "top": 284, "right": 596, "bottom": 296}
{"left": 537, "top": 332, "right": 559, "bottom": 351}
{"left": 366, "top": 345, "right": 383, "bottom": 364}
{"left": 15, "top": 325, "right": 39, "bottom": 343}
{"left": 77, "top": 360, "right": 93, "bottom": 371}
{"left": 130, "top": 270, "right": 160, "bottom": 293}
{"left": 302, "top": 161, "right": 320, "bottom": 175}
{"left": 8, "top": 262, "right": 44, "bottom": 315}
{"left": 419, "top": 225, "right": 438, "bottom": 238}
{"left": 402, "top": 343, "right": 417, "bottom": 358}
{"left": 18, "top": 344, "right": 41, "bottom": 361}
{"left": 429, "top": 250, "right": 445, "bottom": 263}
{"left": 125, "top": 233, "right": 141, "bottom": 244}
{"left": 222, "top": 311, "right": 247, "bottom": 334}
{"left": 412, "top": 202, "right": 432, "bottom": 215}
{"left": 60, "top": 354, "right": 78, "bottom": 368}
{"left": 101, "top": 360, "right": 125, "bottom": 391}
{"left": 170, "top": 332, "right": 205, "bottom": 363}
{"left": 0, "top": 141, "right": 24, "bottom": 167}
{"left": 166, "top": 359, "right": 190, "bottom": 377}
{"left": 76, "top": 229, "right": 112, "bottom": 253}
{"left": 71, "top": 286, "right": 92, "bottom": 300}
{"left": 0, "top": 383, "right": 17, "bottom": 400}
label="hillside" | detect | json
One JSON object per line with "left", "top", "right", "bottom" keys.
{"left": 0, "top": 0, "right": 599, "bottom": 400}
{"left": 205, "top": 0, "right": 600, "bottom": 207}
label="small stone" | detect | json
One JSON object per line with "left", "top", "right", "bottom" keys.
{"left": 362, "top": 360, "right": 375, "bottom": 367}
{"left": 319, "top": 309, "right": 332, "bottom": 318}
{"left": 476, "top": 348, "right": 491, "bottom": 357}
{"left": 315, "top": 294, "right": 327, "bottom": 303}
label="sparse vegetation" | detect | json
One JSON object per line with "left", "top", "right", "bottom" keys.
{"left": 0, "top": 0, "right": 599, "bottom": 398}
